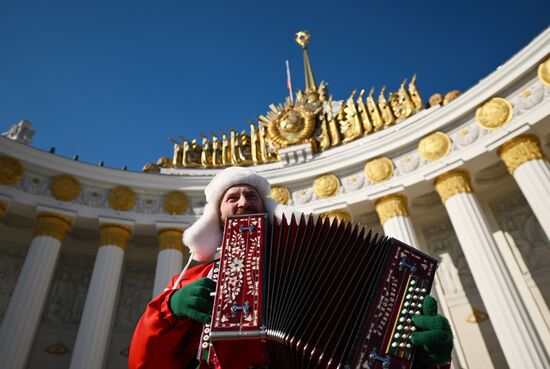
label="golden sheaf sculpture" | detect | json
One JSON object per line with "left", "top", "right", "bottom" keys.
{"left": 50, "top": 174, "right": 81, "bottom": 201}
{"left": 313, "top": 174, "right": 340, "bottom": 198}
{"left": 364, "top": 157, "right": 394, "bottom": 183}
{"left": 0, "top": 156, "right": 23, "bottom": 185}
{"left": 475, "top": 97, "right": 513, "bottom": 130}
{"left": 108, "top": 186, "right": 136, "bottom": 211}
{"left": 418, "top": 132, "right": 452, "bottom": 161}
{"left": 270, "top": 186, "right": 290, "bottom": 205}
{"left": 163, "top": 191, "right": 189, "bottom": 214}
{"left": 538, "top": 56, "right": 550, "bottom": 86}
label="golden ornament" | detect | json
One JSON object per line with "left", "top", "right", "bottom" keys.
{"left": 45, "top": 341, "right": 70, "bottom": 355}
{"left": 270, "top": 186, "right": 290, "bottom": 205}
{"left": 33, "top": 213, "right": 72, "bottom": 242}
{"left": 158, "top": 228, "right": 185, "bottom": 252}
{"left": 0, "top": 156, "right": 23, "bottom": 185}
{"left": 108, "top": 186, "right": 136, "bottom": 211}
{"left": 99, "top": 224, "right": 132, "bottom": 249}
{"left": 538, "top": 56, "right": 550, "bottom": 86}
{"left": 374, "top": 194, "right": 409, "bottom": 224}
{"left": 428, "top": 93, "right": 444, "bottom": 107}
{"left": 313, "top": 174, "right": 340, "bottom": 198}
{"left": 443, "top": 90, "right": 461, "bottom": 105}
{"left": 418, "top": 132, "right": 452, "bottom": 161}
{"left": 434, "top": 169, "right": 473, "bottom": 203}
{"left": 163, "top": 191, "right": 189, "bottom": 214}
{"left": 364, "top": 157, "right": 394, "bottom": 183}
{"left": 498, "top": 135, "right": 545, "bottom": 174}
{"left": 466, "top": 309, "right": 489, "bottom": 323}
{"left": 475, "top": 97, "right": 513, "bottom": 130}
{"left": 323, "top": 209, "right": 351, "bottom": 224}
{"left": 50, "top": 174, "right": 81, "bottom": 201}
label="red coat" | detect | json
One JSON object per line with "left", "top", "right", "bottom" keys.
{"left": 129, "top": 262, "right": 215, "bottom": 369}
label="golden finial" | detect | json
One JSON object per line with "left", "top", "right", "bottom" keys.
{"left": 295, "top": 31, "right": 311, "bottom": 48}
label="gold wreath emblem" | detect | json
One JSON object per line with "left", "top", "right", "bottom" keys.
{"left": 268, "top": 107, "right": 316, "bottom": 147}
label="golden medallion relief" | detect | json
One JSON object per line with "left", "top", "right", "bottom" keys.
{"left": 270, "top": 186, "right": 290, "bottom": 205}
{"left": 268, "top": 106, "right": 316, "bottom": 148}
{"left": 108, "top": 186, "right": 136, "bottom": 211}
{"left": 364, "top": 157, "right": 394, "bottom": 183}
{"left": 475, "top": 97, "right": 513, "bottom": 130}
{"left": 538, "top": 56, "right": 550, "bottom": 86}
{"left": 0, "top": 156, "right": 23, "bottom": 185}
{"left": 163, "top": 191, "right": 188, "bottom": 214}
{"left": 50, "top": 175, "right": 81, "bottom": 201}
{"left": 313, "top": 174, "right": 340, "bottom": 198}
{"left": 418, "top": 132, "right": 452, "bottom": 161}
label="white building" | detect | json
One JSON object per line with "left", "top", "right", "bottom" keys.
{"left": 1, "top": 28, "right": 549, "bottom": 369}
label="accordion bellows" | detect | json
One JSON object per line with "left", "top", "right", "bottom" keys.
{"left": 208, "top": 214, "right": 438, "bottom": 369}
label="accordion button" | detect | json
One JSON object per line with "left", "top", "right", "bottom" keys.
{"left": 410, "top": 303, "right": 416, "bottom": 307}
{"left": 410, "top": 280, "right": 416, "bottom": 285}
{"left": 409, "top": 310, "right": 414, "bottom": 314}
{"left": 204, "top": 328, "right": 210, "bottom": 334}
{"left": 391, "top": 342, "right": 398, "bottom": 348}
{"left": 411, "top": 326, "right": 416, "bottom": 331}
{"left": 401, "top": 309, "right": 408, "bottom": 314}
{"left": 394, "top": 333, "right": 400, "bottom": 338}
{"left": 399, "top": 317, "right": 405, "bottom": 322}
{"left": 202, "top": 342, "right": 209, "bottom": 349}
{"left": 407, "top": 318, "right": 412, "bottom": 323}
{"left": 404, "top": 326, "right": 410, "bottom": 331}
{"left": 203, "top": 335, "right": 210, "bottom": 341}
{"left": 412, "top": 295, "right": 418, "bottom": 300}
{"left": 404, "top": 302, "right": 410, "bottom": 307}
{"left": 402, "top": 334, "right": 407, "bottom": 339}
{"left": 406, "top": 344, "right": 412, "bottom": 349}
{"left": 408, "top": 287, "right": 414, "bottom": 292}
{"left": 415, "top": 311, "right": 421, "bottom": 315}
{"left": 419, "top": 296, "right": 424, "bottom": 300}
{"left": 399, "top": 343, "right": 406, "bottom": 348}
{"left": 406, "top": 294, "right": 412, "bottom": 299}
{"left": 417, "top": 303, "right": 422, "bottom": 308}
{"left": 397, "top": 325, "right": 403, "bottom": 330}
{"left": 421, "top": 288, "right": 427, "bottom": 293}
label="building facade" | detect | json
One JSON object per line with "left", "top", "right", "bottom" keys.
{"left": 1, "top": 28, "right": 550, "bottom": 369}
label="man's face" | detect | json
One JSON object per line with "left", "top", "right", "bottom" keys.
{"left": 219, "top": 185, "right": 265, "bottom": 224}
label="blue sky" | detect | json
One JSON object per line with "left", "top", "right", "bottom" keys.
{"left": 1, "top": 0, "right": 549, "bottom": 171}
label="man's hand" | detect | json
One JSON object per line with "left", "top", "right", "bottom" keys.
{"left": 169, "top": 278, "right": 216, "bottom": 324}
{"left": 410, "top": 295, "right": 453, "bottom": 365}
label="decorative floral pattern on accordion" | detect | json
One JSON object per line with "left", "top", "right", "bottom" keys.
{"left": 214, "top": 216, "right": 262, "bottom": 328}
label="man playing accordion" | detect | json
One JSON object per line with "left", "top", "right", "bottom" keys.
{"left": 129, "top": 167, "right": 453, "bottom": 369}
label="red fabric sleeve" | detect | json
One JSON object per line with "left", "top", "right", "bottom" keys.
{"left": 129, "top": 263, "right": 215, "bottom": 369}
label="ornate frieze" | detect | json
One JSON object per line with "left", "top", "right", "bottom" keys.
{"left": 498, "top": 134, "right": 546, "bottom": 174}
{"left": 108, "top": 186, "right": 136, "bottom": 211}
{"left": 21, "top": 173, "right": 49, "bottom": 194}
{"left": 0, "top": 156, "right": 23, "bottom": 185}
{"left": 157, "top": 228, "right": 184, "bottom": 251}
{"left": 475, "top": 97, "right": 514, "bottom": 130}
{"left": 374, "top": 194, "right": 409, "bottom": 225}
{"left": 395, "top": 153, "right": 420, "bottom": 174}
{"left": 33, "top": 213, "right": 72, "bottom": 242}
{"left": 99, "top": 224, "right": 132, "bottom": 249}
{"left": 292, "top": 188, "right": 313, "bottom": 204}
{"left": 270, "top": 186, "right": 290, "bottom": 205}
{"left": 418, "top": 131, "right": 452, "bottom": 161}
{"left": 163, "top": 191, "right": 188, "bottom": 215}
{"left": 50, "top": 174, "right": 80, "bottom": 202}
{"left": 434, "top": 169, "right": 473, "bottom": 203}
{"left": 452, "top": 124, "right": 479, "bottom": 148}
{"left": 81, "top": 187, "right": 107, "bottom": 207}
{"left": 138, "top": 195, "right": 162, "bottom": 214}
{"left": 364, "top": 157, "right": 394, "bottom": 183}
{"left": 342, "top": 173, "right": 365, "bottom": 192}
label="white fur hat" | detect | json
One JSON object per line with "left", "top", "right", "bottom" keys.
{"left": 183, "top": 166, "right": 292, "bottom": 261}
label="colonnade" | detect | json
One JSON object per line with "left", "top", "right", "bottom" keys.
{"left": 0, "top": 134, "right": 548, "bottom": 369}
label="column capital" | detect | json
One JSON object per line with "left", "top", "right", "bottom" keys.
{"left": 434, "top": 169, "right": 473, "bottom": 204}
{"left": 33, "top": 212, "right": 72, "bottom": 242}
{"left": 157, "top": 228, "right": 185, "bottom": 252}
{"left": 374, "top": 194, "right": 409, "bottom": 225}
{"left": 498, "top": 134, "right": 546, "bottom": 174}
{"left": 99, "top": 224, "right": 132, "bottom": 250}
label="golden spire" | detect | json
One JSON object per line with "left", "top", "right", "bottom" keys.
{"left": 295, "top": 31, "right": 317, "bottom": 92}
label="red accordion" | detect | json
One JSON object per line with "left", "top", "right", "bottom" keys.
{"left": 207, "top": 213, "right": 438, "bottom": 369}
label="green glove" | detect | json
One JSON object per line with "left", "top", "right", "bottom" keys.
{"left": 169, "top": 278, "right": 216, "bottom": 324}
{"left": 410, "top": 295, "right": 453, "bottom": 365}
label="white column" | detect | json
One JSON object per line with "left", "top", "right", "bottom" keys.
{"left": 434, "top": 169, "right": 550, "bottom": 369}
{"left": 152, "top": 226, "right": 186, "bottom": 297}
{"left": 499, "top": 134, "right": 550, "bottom": 240}
{"left": 69, "top": 223, "right": 132, "bottom": 369}
{"left": 0, "top": 212, "right": 71, "bottom": 369}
